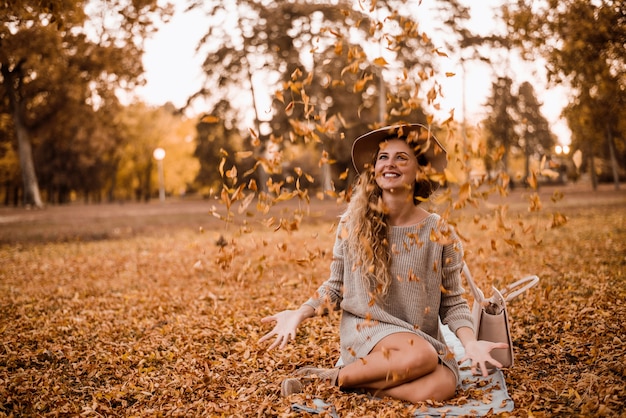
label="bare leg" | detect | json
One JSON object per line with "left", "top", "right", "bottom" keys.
{"left": 338, "top": 332, "right": 457, "bottom": 402}
{"left": 371, "top": 362, "right": 457, "bottom": 403}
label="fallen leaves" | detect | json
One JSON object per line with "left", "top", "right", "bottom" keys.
{"left": 1, "top": 191, "right": 625, "bottom": 416}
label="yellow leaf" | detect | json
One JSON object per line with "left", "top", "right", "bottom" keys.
{"left": 527, "top": 171, "right": 537, "bottom": 189}
{"left": 353, "top": 74, "right": 373, "bottom": 93}
{"left": 504, "top": 238, "right": 522, "bottom": 249}
{"left": 237, "top": 193, "right": 255, "bottom": 214}
{"left": 201, "top": 115, "right": 220, "bottom": 123}
{"left": 274, "top": 90, "right": 284, "bottom": 104}
{"left": 432, "top": 47, "right": 448, "bottom": 57}
{"left": 274, "top": 191, "right": 296, "bottom": 202}
{"left": 444, "top": 168, "right": 458, "bottom": 184}
{"left": 541, "top": 168, "right": 560, "bottom": 179}
{"left": 528, "top": 192, "right": 542, "bottom": 212}
{"left": 551, "top": 212, "right": 568, "bottom": 228}
{"left": 236, "top": 151, "right": 253, "bottom": 159}
{"left": 225, "top": 166, "right": 237, "bottom": 179}
{"left": 218, "top": 157, "right": 226, "bottom": 178}
{"left": 373, "top": 56, "right": 388, "bottom": 66}
{"left": 572, "top": 149, "right": 582, "bottom": 169}
{"left": 334, "top": 41, "right": 343, "bottom": 55}
{"left": 285, "top": 101, "right": 294, "bottom": 116}
{"left": 290, "top": 67, "right": 302, "bottom": 80}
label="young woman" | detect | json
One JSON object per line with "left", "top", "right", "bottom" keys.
{"left": 259, "top": 124, "right": 507, "bottom": 403}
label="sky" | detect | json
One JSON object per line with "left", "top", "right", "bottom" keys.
{"left": 137, "top": 1, "right": 571, "bottom": 145}
{"left": 137, "top": 3, "right": 207, "bottom": 112}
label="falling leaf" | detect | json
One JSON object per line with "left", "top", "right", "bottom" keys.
{"left": 225, "top": 166, "right": 237, "bottom": 179}
{"left": 432, "top": 47, "right": 448, "bottom": 57}
{"left": 236, "top": 151, "right": 253, "bottom": 159}
{"left": 373, "top": 56, "right": 388, "bottom": 66}
{"left": 274, "top": 90, "right": 284, "bottom": 104}
{"left": 444, "top": 168, "right": 459, "bottom": 184}
{"left": 551, "top": 212, "right": 568, "bottom": 228}
{"left": 527, "top": 171, "right": 538, "bottom": 189}
{"left": 218, "top": 157, "right": 226, "bottom": 178}
{"left": 572, "top": 149, "right": 583, "bottom": 169}
{"left": 201, "top": 115, "right": 220, "bottom": 123}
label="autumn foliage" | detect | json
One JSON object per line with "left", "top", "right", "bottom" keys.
{"left": 1, "top": 184, "right": 625, "bottom": 417}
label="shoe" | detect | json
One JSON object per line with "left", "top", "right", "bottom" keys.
{"left": 295, "top": 367, "right": 340, "bottom": 386}
{"left": 280, "top": 378, "right": 303, "bottom": 397}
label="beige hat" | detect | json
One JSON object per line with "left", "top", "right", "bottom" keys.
{"left": 351, "top": 123, "right": 447, "bottom": 174}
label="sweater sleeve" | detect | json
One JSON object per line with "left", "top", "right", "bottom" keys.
{"left": 302, "top": 222, "right": 345, "bottom": 314}
{"left": 439, "top": 228, "right": 475, "bottom": 334}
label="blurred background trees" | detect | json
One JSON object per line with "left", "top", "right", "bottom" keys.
{"left": 503, "top": 0, "right": 625, "bottom": 190}
{"left": 1, "top": 0, "right": 624, "bottom": 207}
{"left": 0, "top": 0, "right": 174, "bottom": 206}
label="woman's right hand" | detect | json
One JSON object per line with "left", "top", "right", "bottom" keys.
{"left": 259, "top": 306, "right": 314, "bottom": 350}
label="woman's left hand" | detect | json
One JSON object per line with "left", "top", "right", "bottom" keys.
{"left": 459, "top": 340, "right": 509, "bottom": 377}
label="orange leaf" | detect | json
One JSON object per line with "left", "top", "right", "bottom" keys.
{"left": 201, "top": 115, "right": 220, "bottom": 123}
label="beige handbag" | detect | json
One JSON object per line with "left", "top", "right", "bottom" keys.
{"left": 462, "top": 264, "right": 539, "bottom": 369}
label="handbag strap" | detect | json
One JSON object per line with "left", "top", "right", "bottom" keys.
{"left": 462, "top": 263, "right": 485, "bottom": 303}
{"left": 462, "top": 263, "right": 539, "bottom": 303}
{"left": 500, "top": 275, "right": 540, "bottom": 302}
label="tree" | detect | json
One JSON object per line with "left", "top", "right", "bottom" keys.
{"left": 482, "top": 78, "right": 557, "bottom": 187}
{"left": 0, "top": 122, "right": 21, "bottom": 205}
{"left": 517, "top": 81, "right": 556, "bottom": 183}
{"left": 503, "top": 0, "right": 626, "bottom": 189}
{"left": 483, "top": 76, "right": 518, "bottom": 176}
{"left": 193, "top": 100, "right": 246, "bottom": 195}
{"left": 187, "top": 0, "right": 477, "bottom": 202}
{"left": 109, "top": 103, "right": 198, "bottom": 202}
{"left": 0, "top": 0, "right": 172, "bottom": 206}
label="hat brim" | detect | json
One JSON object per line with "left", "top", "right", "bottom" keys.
{"left": 351, "top": 124, "right": 447, "bottom": 174}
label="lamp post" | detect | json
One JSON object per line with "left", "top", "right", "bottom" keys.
{"left": 554, "top": 144, "right": 570, "bottom": 184}
{"left": 555, "top": 144, "right": 570, "bottom": 156}
{"left": 153, "top": 147, "right": 166, "bottom": 202}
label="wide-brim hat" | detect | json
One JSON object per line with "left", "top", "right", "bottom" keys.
{"left": 351, "top": 123, "right": 447, "bottom": 175}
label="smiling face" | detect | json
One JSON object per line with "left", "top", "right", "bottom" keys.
{"left": 373, "top": 139, "right": 419, "bottom": 196}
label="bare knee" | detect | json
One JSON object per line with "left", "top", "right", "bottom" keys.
{"left": 394, "top": 345, "right": 438, "bottom": 375}
{"left": 375, "top": 333, "right": 439, "bottom": 377}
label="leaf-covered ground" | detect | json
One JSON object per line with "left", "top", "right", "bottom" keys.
{"left": 1, "top": 184, "right": 625, "bottom": 417}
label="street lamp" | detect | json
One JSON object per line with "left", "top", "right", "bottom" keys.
{"left": 153, "top": 147, "right": 166, "bottom": 202}
{"left": 555, "top": 144, "right": 570, "bottom": 155}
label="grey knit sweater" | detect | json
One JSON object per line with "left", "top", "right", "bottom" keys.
{"left": 303, "top": 213, "right": 475, "bottom": 384}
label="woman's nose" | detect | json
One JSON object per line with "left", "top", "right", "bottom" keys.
{"left": 383, "top": 158, "right": 396, "bottom": 168}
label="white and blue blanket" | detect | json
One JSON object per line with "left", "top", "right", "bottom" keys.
{"left": 292, "top": 325, "right": 514, "bottom": 417}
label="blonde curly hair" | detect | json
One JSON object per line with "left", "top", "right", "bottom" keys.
{"left": 342, "top": 139, "right": 438, "bottom": 297}
{"left": 342, "top": 167, "right": 392, "bottom": 297}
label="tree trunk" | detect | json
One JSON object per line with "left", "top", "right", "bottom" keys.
{"left": 238, "top": 13, "right": 268, "bottom": 194}
{"left": 606, "top": 123, "right": 620, "bottom": 190}
{"left": 589, "top": 154, "right": 598, "bottom": 191}
{"left": 2, "top": 63, "right": 44, "bottom": 208}
{"left": 14, "top": 112, "right": 43, "bottom": 207}
{"left": 524, "top": 134, "right": 531, "bottom": 188}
